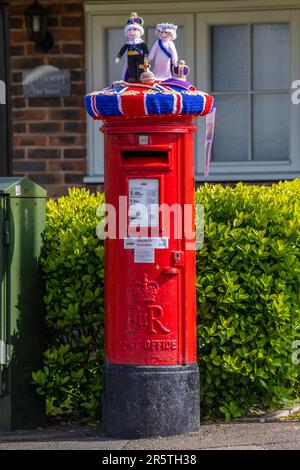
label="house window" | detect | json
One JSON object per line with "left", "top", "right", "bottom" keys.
{"left": 211, "top": 24, "right": 290, "bottom": 163}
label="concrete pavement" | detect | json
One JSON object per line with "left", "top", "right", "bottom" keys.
{"left": 0, "top": 421, "right": 300, "bottom": 450}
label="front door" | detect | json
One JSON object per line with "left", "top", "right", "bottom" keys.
{"left": 0, "top": 3, "right": 11, "bottom": 176}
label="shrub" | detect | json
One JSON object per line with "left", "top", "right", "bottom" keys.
{"left": 196, "top": 180, "right": 300, "bottom": 420}
{"left": 32, "top": 188, "right": 105, "bottom": 421}
{"left": 32, "top": 181, "right": 300, "bottom": 422}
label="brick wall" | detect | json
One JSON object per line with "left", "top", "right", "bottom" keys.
{"left": 9, "top": 0, "right": 88, "bottom": 198}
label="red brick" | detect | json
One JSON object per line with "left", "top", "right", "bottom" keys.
{"left": 13, "top": 161, "right": 46, "bottom": 172}
{"left": 61, "top": 16, "right": 83, "bottom": 27}
{"left": 9, "top": 5, "right": 28, "bottom": 15}
{"left": 64, "top": 3, "right": 84, "bottom": 13}
{"left": 64, "top": 148, "right": 86, "bottom": 159}
{"left": 10, "top": 45, "right": 25, "bottom": 56}
{"left": 52, "top": 28, "right": 84, "bottom": 42}
{"left": 47, "top": 4, "right": 65, "bottom": 15}
{"left": 13, "top": 109, "right": 47, "bottom": 121}
{"left": 48, "top": 17, "right": 60, "bottom": 28}
{"left": 11, "top": 84, "right": 23, "bottom": 96}
{"left": 10, "top": 30, "right": 30, "bottom": 45}
{"left": 13, "top": 148, "right": 26, "bottom": 159}
{"left": 29, "top": 122, "right": 62, "bottom": 133}
{"left": 28, "top": 173, "right": 64, "bottom": 185}
{"left": 26, "top": 43, "right": 61, "bottom": 55}
{"left": 48, "top": 108, "right": 85, "bottom": 120}
{"left": 63, "top": 96, "right": 84, "bottom": 107}
{"left": 70, "top": 71, "right": 85, "bottom": 82}
{"left": 13, "top": 123, "right": 26, "bottom": 133}
{"left": 64, "top": 174, "right": 84, "bottom": 184}
{"left": 12, "top": 97, "right": 26, "bottom": 109}
{"left": 49, "top": 57, "right": 84, "bottom": 69}
{"left": 46, "top": 185, "right": 73, "bottom": 199}
{"left": 28, "top": 97, "right": 61, "bottom": 108}
{"left": 85, "top": 183, "right": 104, "bottom": 193}
{"left": 11, "top": 57, "right": 45, "bottom": 70}
{"left": 48, "top": 160, "right": 86, "bottom": 172}
{"left": 71, "top": 83, "right": 86, "bottom": 95}
{"left": 9, "top": 17, "right": 24, "bottom": 29}
{"left": 13, "top": 135, "right": 47, "bottom": 147}
{"left": 62, "top": 43, "right": 84, "bottom": 55}
{"left": 64, "top": 122, "right": 85, "bottom": 133}
{"left": 28, "top": 148, "right": 61, "bottom": 159}
{"left": 12, "top": 72, "right": 23, "bottom": 83}
{"left": 49, "top": 135, "right": 85, "bottom": 146}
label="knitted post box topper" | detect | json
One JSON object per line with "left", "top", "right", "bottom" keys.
{"left": 85, "top": 82, "right": 214, "bottom": 122}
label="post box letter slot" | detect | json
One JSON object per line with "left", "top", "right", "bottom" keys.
{"left": 122, "top": 150, "right": 169, "bottom": 165}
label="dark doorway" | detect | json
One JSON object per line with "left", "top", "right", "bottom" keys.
{"left": 0, "top": 3, "right": 11, "bottom": 176}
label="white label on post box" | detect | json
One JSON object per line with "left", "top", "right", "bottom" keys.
{"left": 139, "top": 135, "right": 149, "bottom": 145}
{"left": 129, "top": 179, "right": 159, "bottom": 227}
{"left": 134, "top": 248, "right": 155, "bottom": 263}
{"left": 124, "top": 237, "right": 169, "bottom": 249}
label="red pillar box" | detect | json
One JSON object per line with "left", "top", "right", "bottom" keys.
{"left": 85, "top": 78, "right": 214, "bottom": 438}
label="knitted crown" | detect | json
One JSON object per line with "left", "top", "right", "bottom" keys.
{"left": 156, "top": 23, "right": 177, "bottom": 40}
{"left": 124, "top": 12, "right": 144, "bottom": 35}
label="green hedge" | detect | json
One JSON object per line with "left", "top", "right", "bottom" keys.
{"left": 32, "top": 181, "right": 300, "bottom": 421}
{"left": 196, "top": 180, "right": 300, "bottom": 419}
{"left": 32, "top": 188, "right": 105, "bottom": 420}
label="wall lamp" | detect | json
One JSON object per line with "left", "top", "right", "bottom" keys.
{"left": 25, "top": 0, "right": 53, "bottom": 53}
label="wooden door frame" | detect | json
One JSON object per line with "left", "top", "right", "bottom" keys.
{"left": 0, "top": 2, "right": 12, "bottom": 176}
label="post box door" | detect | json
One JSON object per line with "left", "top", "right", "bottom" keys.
{"left": 105, "top": 131, "right": 195, "bottom": 366}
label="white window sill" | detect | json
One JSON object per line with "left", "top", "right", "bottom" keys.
{"left": 83, "top": 176, "right": 104, "bottom": 184}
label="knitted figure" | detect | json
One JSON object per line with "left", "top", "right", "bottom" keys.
{"left": 147, "top": 23, "right": 178, "bottom": 81}
{"left": 115, "top": 12, "right": 149, "bottom": 83}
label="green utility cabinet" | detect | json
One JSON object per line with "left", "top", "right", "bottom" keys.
{"left": 0, "top": 177, "right": 46, "bottom": 431}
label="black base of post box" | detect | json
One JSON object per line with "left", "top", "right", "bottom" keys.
{"left": 102, "top": 363, "right": 200, "bottom": 438}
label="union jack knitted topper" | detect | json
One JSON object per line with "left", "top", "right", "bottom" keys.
{"left": 85, "top": 80, "right": 214, "bottom": 123}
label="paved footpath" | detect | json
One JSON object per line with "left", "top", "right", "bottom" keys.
{"left": 0, "top": 421, "right": 299, "bottom": 450}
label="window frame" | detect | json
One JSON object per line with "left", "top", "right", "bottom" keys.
{"left": 195, "top": 9, "right": 300, "bottom": 181}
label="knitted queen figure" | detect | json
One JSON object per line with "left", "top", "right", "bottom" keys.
{"left": 147, "top": 23, "right": 178, "bottom": 81}
{"left": 115, "top": 12, "right": 149, "bottom": 83}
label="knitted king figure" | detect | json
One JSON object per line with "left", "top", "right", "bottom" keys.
{"left": 115, "top": 12, "right": 149, "bottom": 83}
{"left": 147, "top": 23, "right": 178, "bottom": 81}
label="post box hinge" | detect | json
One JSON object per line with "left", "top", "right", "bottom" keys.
{"left": 3, "top": 220, "right": 10, "bottom": 245}
{"left": 0, "top": 340, "right": 10, "bottom": 367}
